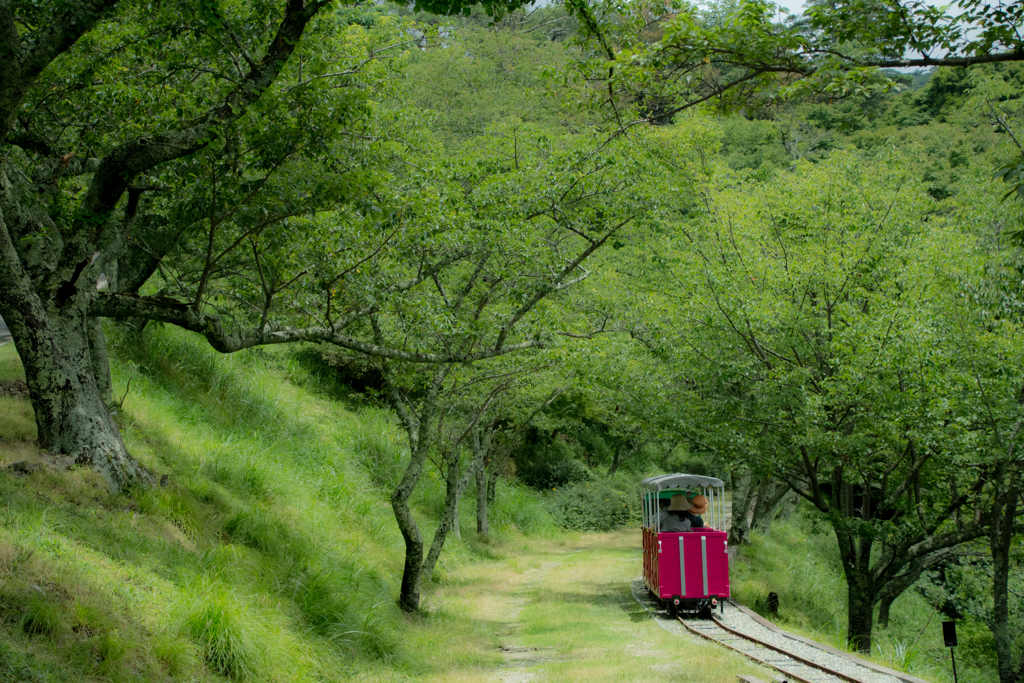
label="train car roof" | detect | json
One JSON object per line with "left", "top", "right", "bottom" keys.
{"left": 641, "top": 473, "right": 725, "bottom": 490}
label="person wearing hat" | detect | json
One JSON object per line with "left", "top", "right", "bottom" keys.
{"left": 683, "top": 494, "right": 707, "bottom": 528}
{"left": 658, "top": 494, "right": 693, "bottom": 532}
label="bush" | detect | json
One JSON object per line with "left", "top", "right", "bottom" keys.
{"left": 575, "top": 425, "right": 614, "bottom": 466}
{"left": 515, "top": 434, "right": 591, "bottom": 490}
{"left": 547, "top": 481, "right": 636, "bottom": 531}
{"left": 292, "top": 345, "right": 385, "bottom": 399}
{"left": 180, "top": 587, "right": 264, "bottom": 681}
{"left": 287, "top": 563, "right": 398, "bottom": 661}
{"left": 527, "top": 457, "right": 590, "bottom": 490}
{"left": 488, "top": 481, "right": 556, "bottom": 534}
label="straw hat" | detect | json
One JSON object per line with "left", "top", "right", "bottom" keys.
{"left": 689, "top": 495, "right": 708, "bottom": 514}
{"left": 667, "top": 494, "right": 693, "bottom": 512}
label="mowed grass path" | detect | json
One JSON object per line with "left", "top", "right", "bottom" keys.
{"left": 414, "top": 529, "right": 772, "bottom": 683}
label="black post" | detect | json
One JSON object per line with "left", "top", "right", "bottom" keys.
{"left": 943, "top": 621, "right": 959, "bottom": 683}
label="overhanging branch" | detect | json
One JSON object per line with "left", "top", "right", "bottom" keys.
{"left": 90, "top": 292, "right": 542, "bottom": 362}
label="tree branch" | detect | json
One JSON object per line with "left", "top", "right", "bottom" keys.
{"left": 45, "top": 0, "right": 331, "bottom": 297}
{"left": 0, "top": 0, "right": 120, "bottom": 138}
{"left": 90, "top": 292, "right": 543, "bottom": 362}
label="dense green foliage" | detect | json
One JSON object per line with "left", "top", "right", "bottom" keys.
{"left": 3, "top": 0, "right": 1024, "bottom": 679}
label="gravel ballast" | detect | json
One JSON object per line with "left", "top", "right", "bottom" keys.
{"left": 715, "top": 606, "right": 904, "bottom": 683}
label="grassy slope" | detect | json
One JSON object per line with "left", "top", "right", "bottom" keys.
{"left": 0, "top": 326, "right": 552, "bottom": 682}
{"left": 730, "top": 511, "right": 995, "bottom": 683}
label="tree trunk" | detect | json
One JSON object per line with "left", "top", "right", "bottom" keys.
{"left": 450, "top": 448, "right": 463, "bottom": 541}
{"left": 875, "top": 551, "right": 952, "bottom": 630}
{"left": 451, "top": 491, "right": 462, "bottom": 540}
{"left": 776, "top": 489, "right": 799, "bottom": 521}
{"left": 387, "top": 364, "right": 449, "bottom": 613}
{"left": 846, "top": 570, "right": 877, "bottom": 653}
{"left": 659, "top": 441, "right": 678, "bottom": 471}
{"left": 422, "top": 450, "right": 474, "bottom": 583}
{"left": 0, "top": 197, "right": 151, "bottom": 491}
{"left": 608, "top": 444, "right": 623, "bottom": 476}
{"left": 476, "top": 456, "right": 489, "bottom": 537}
{"left": 487, "top": 445, "right": 508, "bottom": 506}
{"left": 87, "top": 317, "right": 113, "bottom": 407}
{"left": 990, "top": 470, "right": 1022, "bottom": 683}
{"left": 391, "top": 448, "right": 427, "bottom": 612}
{"left": 728, "top": 470, "right": 754, "bottom": 545}
{"left": 2, "top": 296, "right": 152, "bottom": 490}
{"left": 608, "top": 436, "right": 644, "bottom": 476}
{"left": 470, "top": 429, "right": 494, "bottom": 538}
{"left": 487, "top": 465, "right": 497, "bottom": 505}
{"left": 877, "top": 593, "right": 894, "bottom": 630}
{"left": 750, "top": 479, "right": 790, "bottom": 535}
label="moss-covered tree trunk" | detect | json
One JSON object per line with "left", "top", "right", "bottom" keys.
{"left": 834, "top": 470, "right": 876, "bottom": 653}
{"left": 87, "top": 317, "right": 114, "bottom": 406}
{"left": 1, "top": 290, "right": 151, "bottom": 490}
{"left": 846, "top": 577, "right": 877, "bottom": 654}
{"left": 840, "top": 537, "right": 879, "bottom": 652}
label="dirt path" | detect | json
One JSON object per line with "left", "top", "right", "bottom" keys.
{"left": 416, "top": 529, "right": 773, "bottom": 683}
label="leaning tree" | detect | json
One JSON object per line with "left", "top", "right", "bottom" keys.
{"left": 0, "top": 0, "right": 530, "bottom": 490}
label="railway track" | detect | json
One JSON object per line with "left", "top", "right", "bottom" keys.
{"left": 677, "top": 614, "right": 896, "bottom": 683}
{"left": 630, "top": 579, "right": 909, "bottom": 683}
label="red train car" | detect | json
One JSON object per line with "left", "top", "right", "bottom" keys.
{"left": 641, "top": 473, "right": 730, "bottom": 617}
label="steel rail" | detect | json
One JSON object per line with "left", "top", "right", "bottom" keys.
{"left": 675, "top": 616, "right": 819, "bottom": 683}
{"left": 709, "top": 614, "right": 866, "bottom": 683}
{"left": 677, "top": 615, "right": 872, "bottom": 683}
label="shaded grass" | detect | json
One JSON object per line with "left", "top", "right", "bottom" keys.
{"left": 0, "top": 343, "right": 25, "bottom": 382}
{"left": 0, "top": 397, "right": 35, "bottom": 444}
